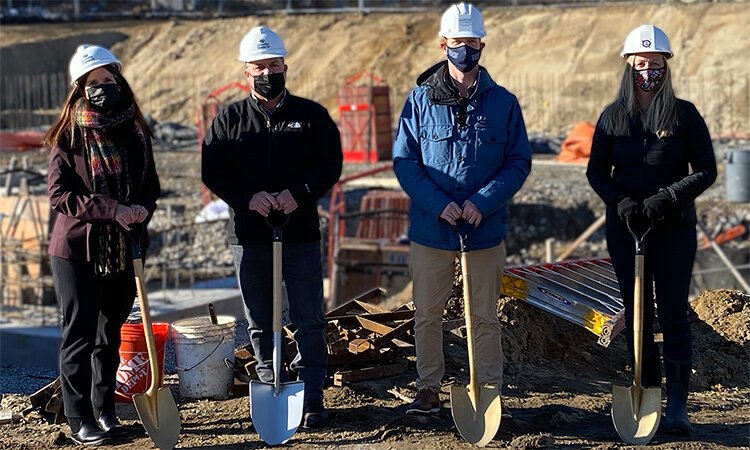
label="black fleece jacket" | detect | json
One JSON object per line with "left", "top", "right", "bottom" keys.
{"left": 201, "top": 91, "right": 343, "bottom": 244}
{"left": 586, "top": 99, "right": 717, "bottom": 227}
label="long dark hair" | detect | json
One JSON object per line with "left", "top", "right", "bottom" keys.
{"left": 600, "top": 57, "right": 678, "bottom": 137}
{"left": 43, "top": 63, "right": 152, "bottom": 148}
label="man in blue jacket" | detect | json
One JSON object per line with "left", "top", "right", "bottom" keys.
{"left": 393, "top": 2, "right": 531, "bottom": 414}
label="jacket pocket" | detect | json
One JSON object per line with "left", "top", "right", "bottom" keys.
{"left": 419, "top": 125, "right": 452, "bottom": 166}
{"left": 474, "top": 127, "right": 506, "bottom": 167}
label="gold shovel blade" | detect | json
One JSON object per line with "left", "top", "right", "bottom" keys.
{"left": 611, "top": 384, "right": 661, "bottom": 445}
{"left": 450, "top": 385, "right": 502, "bottom": 447}
{"left": 133, "top": 387, "right": 181, "bottom": 450}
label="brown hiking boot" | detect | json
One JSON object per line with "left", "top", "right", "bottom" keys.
{"left": 406, "top": 388, "right": 440, "bottom": 414}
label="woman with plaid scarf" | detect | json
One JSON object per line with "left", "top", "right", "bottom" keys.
{"left": 44, "top": 45, "right": 160, "bottom": 446}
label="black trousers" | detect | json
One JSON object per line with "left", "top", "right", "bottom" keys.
{"left": 51, "top": 256, "right": 135, "bottom": 422}
{"left": 606, "top": 219, "right": 696, "bottom": 364}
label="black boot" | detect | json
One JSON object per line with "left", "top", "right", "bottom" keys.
{"left": 663, "top": 357, "right": 693, "bottom": 436}
{"left": 70, "top": 418, "right": 110, "bottom": 446}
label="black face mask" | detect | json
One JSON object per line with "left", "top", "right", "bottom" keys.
{"left": 85, "top": 83, "right": 121, "bottom": 111}
{"left": 253, "top": 72, "right": 286, "bottom": 100}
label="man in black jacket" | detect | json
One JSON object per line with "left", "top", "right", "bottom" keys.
{"left": 201, "top": 25, "right": 342, "bottom": 428}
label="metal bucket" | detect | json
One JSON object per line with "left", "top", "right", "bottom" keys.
{"left": 171, "top": 316, "right": 236, "bottom": 400}
{"left": 726, "top": 149, "right": 750, "bottom": 202}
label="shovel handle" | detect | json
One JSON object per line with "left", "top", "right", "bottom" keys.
{"left": 208, "top": 303, "right": 218, "bottom": 325}
{"left": 452, "top": 220, "right": 480, "bottom": 405}
{"left": 632, "top": 253, "right": 645, "bottom": 390}
{"left": 460, "top": 251, "right": 480, "bottom": 408}
{"left": 133, "top": 254, "right": 161, "bottom": 397}
{"left": 625, "top": 218, "right": 652, "bottom": 256}
{"left": 265, "top": 210, "right": 289, "bottom": 394}
{"left": 625, "top": 217, "right": 650, "bottom": 390}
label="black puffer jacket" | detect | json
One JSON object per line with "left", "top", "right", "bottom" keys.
{"left": 586, "top": 99, "right": 717, "bottom": 227}
{"left": 202, "top": 92, "right": 343, "bottom": 244}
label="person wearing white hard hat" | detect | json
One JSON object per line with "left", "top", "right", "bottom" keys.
{"left": 202, "top": 25, "right": 342, "bottom": 429}
{"left": 587, "top": 24, "right": 716, "bottom": 436}
{"left": 393, "top": 3, "right": 531, "bottom": 416}
{"left": 44, "top": 44, "right": 160, "bottom": 445}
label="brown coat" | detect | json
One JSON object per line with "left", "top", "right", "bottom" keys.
{"left": 47, "top": 131, "right": 160, "bottom": 260}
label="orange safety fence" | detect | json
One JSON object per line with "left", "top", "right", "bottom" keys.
{"left": 0, "top": 130, "right": 46, "bottom": 152}
{"left": 557, "top": 121, "right": 594, "bottom": 163}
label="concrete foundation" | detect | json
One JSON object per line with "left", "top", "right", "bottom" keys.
{"left": 0, "top": 286, "right": 244, "bottom": 369}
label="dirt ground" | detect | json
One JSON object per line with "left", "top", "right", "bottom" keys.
{"left": 2, "top": 288, "right": 748, "bottom": 450}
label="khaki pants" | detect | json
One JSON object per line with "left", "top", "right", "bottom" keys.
{"left": 410, "top": 241, "right": 506, "bottom": 391}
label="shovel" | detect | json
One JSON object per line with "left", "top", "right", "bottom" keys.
{"left": 131, "top": 241, "right": 181, "bottom": 450}
{"left": 611, "top": 219, "right": 661, "bottom": 445}
{"left": 450, "top": 221, "right": 502, "bottom": 447}
{"left": 250, "top": 211, "right": 305, "bottom": 445}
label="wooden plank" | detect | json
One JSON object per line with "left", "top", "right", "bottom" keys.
{"left": 356, "top": 316, "right": 394, "bottom": 336}
{"left": 333, "top": 361, "right": 409, "bottom": 386}
{"left": 371, "top": 318, "right": 414, "bottom": 347}
{"left": 0, "top": 410, "right": 18, "bottom": 425}
{"left": 327, "top": 309, "right": 414, "bottom": 324}
{"left": 348, "top": 338, "right": 374, "bottom": 354}
{"left": 354, "top": 300, "right": 389, "bottom": 314}
{"left": 325, "top": 288, "right": 385, "bottom": 316}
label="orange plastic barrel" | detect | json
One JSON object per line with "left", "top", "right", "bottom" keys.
{"left": 114, "top": 322, "right": 169, "bottom": 403}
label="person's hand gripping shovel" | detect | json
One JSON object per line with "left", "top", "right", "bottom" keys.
{"left": 250, "top": 210, "right": 305, "bottom": 445}
{"left": 128, "top": 226, "right": 181, "bottom": 450}
{"left": 611, "top": 218, "right": 661, "bottom": 444}
{"left": 450, "top": 220, "right": 502, "bottom": 447}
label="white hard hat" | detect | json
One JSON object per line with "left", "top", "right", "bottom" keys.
{"left": 621, "top": 24, "right": 673, "bottom": 59}
{"left": 238, "top": 26, "right": 288, "bottom": 63}
{"left": 439, "top": 2, "right": 485, "bottom": 39}
{"left": 68, "top": 45, "right": 122, "bottom": 86}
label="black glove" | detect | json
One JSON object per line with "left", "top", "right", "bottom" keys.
{"left": 642, "top": 191, "right": 672, "bottom": 221}
{"left": 616, "top": 197, "right": 640, "bottom": 222}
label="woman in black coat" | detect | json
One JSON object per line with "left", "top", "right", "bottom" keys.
{"left": 586, "top": 25, "right": 716, "bottom": 436}
{"left": 45, "top": 45, "right": 160, "bottom": 446}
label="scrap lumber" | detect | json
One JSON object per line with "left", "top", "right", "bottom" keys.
{"left": 229, "top": 288, "right": 420, "bottom": 390}
{"left": 333, "top": 361, "right": 409, "bottom": 387}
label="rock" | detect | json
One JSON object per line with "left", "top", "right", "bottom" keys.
{"left": 49, "top": 430, "right": 67, "bottom": 446}
{"left": 510, "top": 433, "right": 555, "bottom": 448}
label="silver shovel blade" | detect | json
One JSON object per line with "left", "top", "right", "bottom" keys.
{"left": 250, "top": 380, "right": 305, "bottom": 445}
{"left": 611, "top": 384, "right": 661, "bottom": 445}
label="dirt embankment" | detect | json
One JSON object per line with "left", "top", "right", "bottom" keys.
{"left": 2, "top": 3, "right": 749, "bottom": 134}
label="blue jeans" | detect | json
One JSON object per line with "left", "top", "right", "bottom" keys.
{"left": 231, "top": 241, "right": 327, "bottom": 402}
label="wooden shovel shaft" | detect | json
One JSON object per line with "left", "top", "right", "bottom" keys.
{"left": 133, "top": 258, "right": 161, "bottom": 397}
{"left": 633, "top": 254, "right": 644, "bottom": 391}
{"left": 273, "top": 240, "right": 282, "bottom": 395}
{"left": 460, "top": 251, "right": 480, "bottom": 407}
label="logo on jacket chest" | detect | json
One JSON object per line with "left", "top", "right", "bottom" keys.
{"left": 265, "top": 121, "right": 309, "bottom": 133}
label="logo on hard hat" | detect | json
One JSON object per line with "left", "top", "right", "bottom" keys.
{"left": 642, "top": 39, "right": 651, "bottom": 48}
{"left": 458, "top": 17, "right": 472, "bottom": 28}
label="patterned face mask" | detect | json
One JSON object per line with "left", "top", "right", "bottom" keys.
{"left": 633, "top": 67, "right": 667, "bottom": 92}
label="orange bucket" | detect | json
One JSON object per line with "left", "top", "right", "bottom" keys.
{"left": 114, "top": 322, "right": 169, "bottom": 403}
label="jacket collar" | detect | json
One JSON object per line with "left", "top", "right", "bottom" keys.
{"left": 248, "top": 89, "right": 288, "bottom": 119}
{"left": 416, "top": 61, "right": 495, "bottom": 105}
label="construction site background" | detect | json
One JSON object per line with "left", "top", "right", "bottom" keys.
{"left": 1, "top": 2, "right": 748, "bottom": 137}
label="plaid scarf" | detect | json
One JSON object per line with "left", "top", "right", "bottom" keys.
{"left": 74, "top": 99, "right": 148, "bottom": 276}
